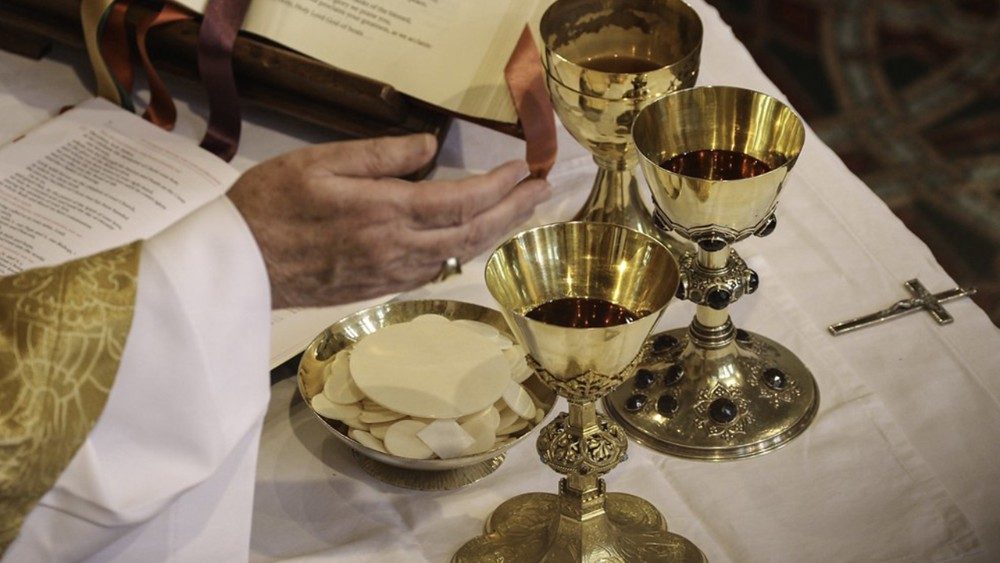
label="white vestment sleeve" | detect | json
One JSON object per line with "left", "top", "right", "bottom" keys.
{"left": 6, "top": 196, "right": 272, "bottom": 561}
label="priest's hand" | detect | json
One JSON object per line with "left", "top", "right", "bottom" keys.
{"left": 227, "top": 133, "right": 551, "bottom": 309}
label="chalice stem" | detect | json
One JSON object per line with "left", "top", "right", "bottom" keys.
{"left": 691, "top": 245, "right": 736, "bottom": 346}
{"left": 563, "top": 401, "right": 604, "bottom": 503}
{"left": 573, "top": 162, "right": 654, "bottom": 238}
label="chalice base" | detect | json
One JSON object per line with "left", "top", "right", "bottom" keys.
{"left": 604, "top": 328, "right": 819, "bottom": 461}
{"left": 352, "top": 450, "right": 505, "bottom": 490}
{"left": 452, "top": 492, "right": 705, "bottom": 562}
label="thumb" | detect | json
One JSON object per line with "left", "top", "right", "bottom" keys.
{"left": 309, "top": 133, "right": 437, "bottom": 178}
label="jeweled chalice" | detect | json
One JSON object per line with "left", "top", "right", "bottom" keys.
{"left": 540, "top": 0, "right": 701, "bottom": 254}
{"left": 604, "top": 86, "right": 819, "bottom": 460}
{"left": 454, "top": 222, "right": 704, "bottom": 562}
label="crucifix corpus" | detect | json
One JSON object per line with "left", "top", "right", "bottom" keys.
{"left": 828, "top": 279, "right": 977, "bottom": 336}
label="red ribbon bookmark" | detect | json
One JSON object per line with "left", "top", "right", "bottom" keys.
{"left": 197, "top": 0, "right": 252, "bottom": 162}
{"left": 504, "top": 25, "right": 558, "bottom": 179}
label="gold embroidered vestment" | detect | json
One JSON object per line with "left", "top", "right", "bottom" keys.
{"left": 0, "top": 242, "right": 140, "bottom": 554}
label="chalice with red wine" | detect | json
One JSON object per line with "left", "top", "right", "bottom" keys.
{"left": 604, "top": 86, "right": 820, "bottom": 460}
{"left": 453, "top": 222, "right": 704, "bottom": 562}
{"left": 540, "top": 0, "right": 701, "bottom": 255}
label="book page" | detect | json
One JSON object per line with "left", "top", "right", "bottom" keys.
{"left": 0, "top": 98, "right": 237, "bottom": 274}
{"left": 269, "top": 297, "right": 387, "bottom": 368}
{"left": 174, "top": 0, "right": 534, "bottom": 124}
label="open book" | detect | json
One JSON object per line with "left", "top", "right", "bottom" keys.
{"left": 0, "top": 98, "right": 391, "bottom": 368}
{"left": 171, "top": 0, "right": 545, "bottom": 127}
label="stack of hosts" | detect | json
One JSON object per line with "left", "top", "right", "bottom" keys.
{"left": 0, "top": 134, "right": 551, "bottom": 559}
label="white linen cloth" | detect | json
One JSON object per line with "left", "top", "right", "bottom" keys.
{"left": 247, "top": 213, "right": 980, "bottom": 563}
{"left": 5, "top": 198, "right": 271, "bottom": 561}
{"left": 247, "top": 0, "right": 1000, "bottom": 560}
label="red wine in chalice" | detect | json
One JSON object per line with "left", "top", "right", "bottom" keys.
{"left": 580, "top": 54, "right": 662, "bottom": 73}
{"left": 526, "top": 297, "right": 638, "bottom": 328}
{"left": 661, "top": 149, "right": 772, "bottom": 180}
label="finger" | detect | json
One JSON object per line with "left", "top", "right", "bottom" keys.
{"left": 407, "top": 160, "right": 532, "bottom": 229}
{"left": 270, "top": 218, "right": 441, "bottom": 283}
{"left": 306, "top": 133, "right": 437, "bottom": 178}
{"left": 412, "top": 178, "right": 551, "bottom": 262}
{"left": 277, "top": 242, "right": 443, "bottom": 308}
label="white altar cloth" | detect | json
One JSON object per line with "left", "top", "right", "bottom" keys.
{"left": 1, "top": 0, "right": 997, "bottom": 560}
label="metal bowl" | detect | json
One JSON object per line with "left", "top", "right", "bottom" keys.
{"left": 297, "top": 299, "right": 556, "bottom": 490}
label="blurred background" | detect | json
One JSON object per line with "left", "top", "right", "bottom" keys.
{"left": 707, "top": 0, "right": 999, "bottom": 326}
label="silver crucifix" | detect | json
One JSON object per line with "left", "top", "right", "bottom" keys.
{"left": 828, "top": 279, "right": 977, "bottom": 336}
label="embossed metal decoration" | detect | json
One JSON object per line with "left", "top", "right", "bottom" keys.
{"left": 675, "top": 249, "right": 759, "bottom": 307}
{"left": 539, "top": 0, "right": 702, "bottom": 256}
{"left": 537, "top": 412, "right": 629, "bottom": 476}
{"left": 605, "top": 86, "right": 820, "bottom": 461}
{"left": 454, "top": 222, "right": 705, "bottom": 562}
{"left": 531, "top": 355, "right": 640, "bottom": 404}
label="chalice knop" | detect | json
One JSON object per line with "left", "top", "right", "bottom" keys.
{"left": 540, "top": 0, "right": 701, "bottom": 255}
{"left": 453, "top": 222, "right": 704, "bottom": 562}
{"left": 604, "top": 86, "right": 819, "bottom": 460}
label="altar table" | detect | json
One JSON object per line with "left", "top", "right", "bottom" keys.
{"left": 1, "top": 1, "right": 997, "bottom": 561}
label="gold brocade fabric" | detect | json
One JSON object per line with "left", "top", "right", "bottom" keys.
{"left": 0, "top": 242, "right": 140, "bottom": 554}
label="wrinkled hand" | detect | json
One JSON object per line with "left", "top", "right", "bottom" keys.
{"left": 228, "top": 133, "right": 551, "bottom": 309}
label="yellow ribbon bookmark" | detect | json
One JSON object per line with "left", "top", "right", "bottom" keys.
{"left": 81, "top": 0, "right": 123, "bottom": 105}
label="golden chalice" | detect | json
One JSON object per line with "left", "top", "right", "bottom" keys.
{"left": 453, "top": 222, "right": 704, "bottom": 562}
{"left": 540, "top": 0, "right": 701, "bottom": 255}
{"left": 604, "top": 86, "right": 819, "bottom": 460}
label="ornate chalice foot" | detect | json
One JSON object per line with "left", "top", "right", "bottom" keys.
{"left": 455, "top": 490, "right": 704, "bottom": 562}
{"left": 605, "top": 86, "right": 820, "bottom": 461}
{"left": 455, "top": 392, "right": 705, "bottom": 562}
{"left": 605, "top": 326, "right": 819, "bottom": 460}
{"left": 454, "top": 222, "right": 703, "bottom": 562}
{"left": 540, "top": 0, "right": 701, "bottom": 257}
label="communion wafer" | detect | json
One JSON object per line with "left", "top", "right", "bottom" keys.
{"left": 383, "top": 419, "right": 434, "bottom": 459}
{"left": 410, "top": 314, "right": 451, "bottom": 325}
{"left": 348, "top": 429, "right": 387, "bottom": 453}
{"left": 497, "top": 405, "right": 519, "bottom": 430}
{"left": 458, "top": 406, "right": 501, "bottom": 432}
{"left": 313, "top": 314, "right": 549, "bottom": 460}
{"left": 453, "top": 319, "right": 514, "bottom": 349}
{"left": 312, "top": 393, "right": 360, "bottom": 420}
{"left": 458, "top": 406, "right": 491, "bottom": 425}
{"left": 501, "top": 380, "right": 536, "bottom": 419}
{"left": 497, "top": 418, "right": 529, "bottom": 436}
{"left": 358, "top": 408, "right": 406, "bottom": 424}
{"left": 368, "top": 421, "right": 393, "bottom": 440}
{"left": 452, "top": 319, "right": 501, "bottom": 338}
{"left": 341, "top": 416, "right": 370, "bottom": 431}
{"left": 417, "top": 419, "right": 476, "bottom": 459}
{"left": 504, "top": 346, "right": 534, "bottom": 383}
{"left": 461, "top": 415, "right": 501, "bottom": 456}
{"left": 360, "top": 399, "right": 391, "bottom": 411}
{"left": 349, "top": 316, "right": 511, "bottom": 418}
{"left": 323, "top": 351, "right": 365, "bottom": 405}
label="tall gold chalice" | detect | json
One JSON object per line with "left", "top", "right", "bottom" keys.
{"left": 454, "top": 222, "right": 704, "bottom": 562}
{"left": 541, "top": 0, "right": 701, "bottom": 254}
{"left": 605, "top": 86, "right": 820, "bottom": 460}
